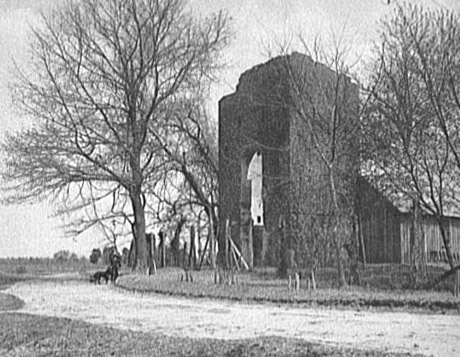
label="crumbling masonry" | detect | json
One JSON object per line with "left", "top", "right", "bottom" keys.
{"left": 218, "top": 53, "right": 359, "bottom": 274}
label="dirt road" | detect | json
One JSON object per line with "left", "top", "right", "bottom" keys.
{"left": 4, "top": 279, "right": 460, "bottom": 357}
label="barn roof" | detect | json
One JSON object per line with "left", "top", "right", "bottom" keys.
{"left": 358, "top": 175, "right": 460, "bottom": 219}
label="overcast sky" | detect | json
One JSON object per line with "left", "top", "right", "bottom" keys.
{"left": 0, "top": 0, "right": 457, "bottom": 258}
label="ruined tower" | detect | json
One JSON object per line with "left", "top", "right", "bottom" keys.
{"left": 218, "top": 53, "right": 359, "bottom": 273}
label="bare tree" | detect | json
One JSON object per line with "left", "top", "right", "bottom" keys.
{"left": 1, "top": 0, "right": 229, "bottom": 271}
{"left": 152, "top": 100, "right": 219, "bottom": 263}
{"left": 285, "top": 47, "right": 360, "bottom": 287}
{"left": 363, "top": 3, "right": 460, "bottom": 279}
{"left": 257, "top": 39, "right": 360, "bottom": 287}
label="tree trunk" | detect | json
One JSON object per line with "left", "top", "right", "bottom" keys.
{"left": 410, "top": 200, "right": 426, "bottom": 287}
{"left": 159, "top": 231, "right": 166, "bottom": 268}
{"left": 201, "top": 205, "right": 218, "bottom": 269}
{"left": 329, "top": 170, "right": 347, "bottom": 288}
{"left": 426, "top": 262, "right": 460, "bottom": 289}
{"left": 209, "top": 209, "right": 217, "bottom": 269}
{"left": 128, "top": 239, "right": 136, "bottom": 268}
{"left": 334, "top": 224, "right": 347, "bottom": 287}
{"left": 172, "top": 218, "right": 185, "bottom": 266}
{"left": 278, "top": 215, "right": 289, "bottom": 277}
{"left": 438, "top": 218, "right": 455, "bottom": 269}
{"left": 130, "top": 191, "right": 149, "bottom": 272}
{"left": 188, "top": 226, "right": 196, "bottom": 269}
{"left": 344, "top": 214, "right": 361, "bottom": 285}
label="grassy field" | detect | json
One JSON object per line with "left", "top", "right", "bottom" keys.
{"left": 0, "top": 257, "right": 94, "bottom": 275}
{"left": 116, "top": 265, "right": 460, "bottom": 313}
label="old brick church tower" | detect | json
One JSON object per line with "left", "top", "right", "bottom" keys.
{"left": 218, "top": 53, "right": 359, "bottom": 273}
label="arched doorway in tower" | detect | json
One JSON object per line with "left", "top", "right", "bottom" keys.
{"left": 248, "top": 152, "right": 264, "bottom": 266}
{"left": 239, "top": 151, "right": 265, "bottom": 269}
{"left": 248, "top": 152, "right": 263, "bottom": 226}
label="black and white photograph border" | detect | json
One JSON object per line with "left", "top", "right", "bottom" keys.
{"left": 1, "top": 0, "right": 460, "bottom": 356}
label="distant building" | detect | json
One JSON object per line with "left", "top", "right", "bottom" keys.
{"left": 357, "top": 177, "right": 460, "bottom": 264}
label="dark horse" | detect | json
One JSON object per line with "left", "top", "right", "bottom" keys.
{"left": 90, "top": 267, "right": 111, "bottom": 284}
{"left": 89, "top": 251, "right": 122, "bottom": 284}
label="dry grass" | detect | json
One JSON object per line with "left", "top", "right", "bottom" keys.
{"left": 0, "top": 257, "right": 97, "bottom": 276}
{"left": 117, "top": 265, "right": 460, "bottom": 312}
{"left": 0, "top": 272, "right": 26, "bottom": 311}
{"left": 0, "top": 273, "right": 23, "bottom": 290}
{"left": 0, "top": 313, "right": 422, "bottom": 357}
{"left": 0, "top": 293, "right": 23, "bottom": 311}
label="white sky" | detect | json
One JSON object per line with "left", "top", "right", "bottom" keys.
{"left": 0, "top": 0, "right": 457, "bottom": 258}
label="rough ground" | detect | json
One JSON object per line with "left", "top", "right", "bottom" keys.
{"left": 3, "top": 278, "right": 460, "bottom": 357}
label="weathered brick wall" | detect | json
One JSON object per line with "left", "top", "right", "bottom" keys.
{"left": 218, "top": 53, "right": 359, "bottom": 272}
{"left": 218, "top": 93, "right": 244, "bottom": 236}
{"left": 218, "top": 57, "right": 291, "bottom": 267}
{"left": 288, "top": 54, "right": 359, "bottom": 270}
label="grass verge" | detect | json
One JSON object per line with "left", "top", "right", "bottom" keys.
{"left": 117, "top": 267, "right": 460, "bottom": 313}
{"left": 0, "top": 273, "right": 25, "bottom": 291}
{"left": 0, "top": 294, "right": 24, "bottom": 311}
{"left": 0, "top": 313, "right": 422, "bottom": 357}
{"left": 0, "top": 272, "right": 25, "bottom": 311}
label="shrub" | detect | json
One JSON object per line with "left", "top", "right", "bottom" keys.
{"left": 15, "top": 266, "right": 27, "bottom": 274}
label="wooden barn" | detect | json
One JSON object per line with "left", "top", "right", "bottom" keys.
{"left": 357, "top": 177, "right": 460, "bottom": 264}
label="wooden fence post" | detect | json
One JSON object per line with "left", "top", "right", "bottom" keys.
{"left": 159, "top": 231, "right": 166, "bottom": 268}
{"left": 225, "top": 219, "right": 230, "bottom": 269}
{"left": 209, "top": 214, "right": 216, "bottom": 269}
{"left": 188, "top": 225, "right": 196, "bottom": 269}
{"left": 198, "top": 235, "right": 209, "bottom": 269}
{"left": 358, "top": 214, "right": 366, "bottom": 268}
